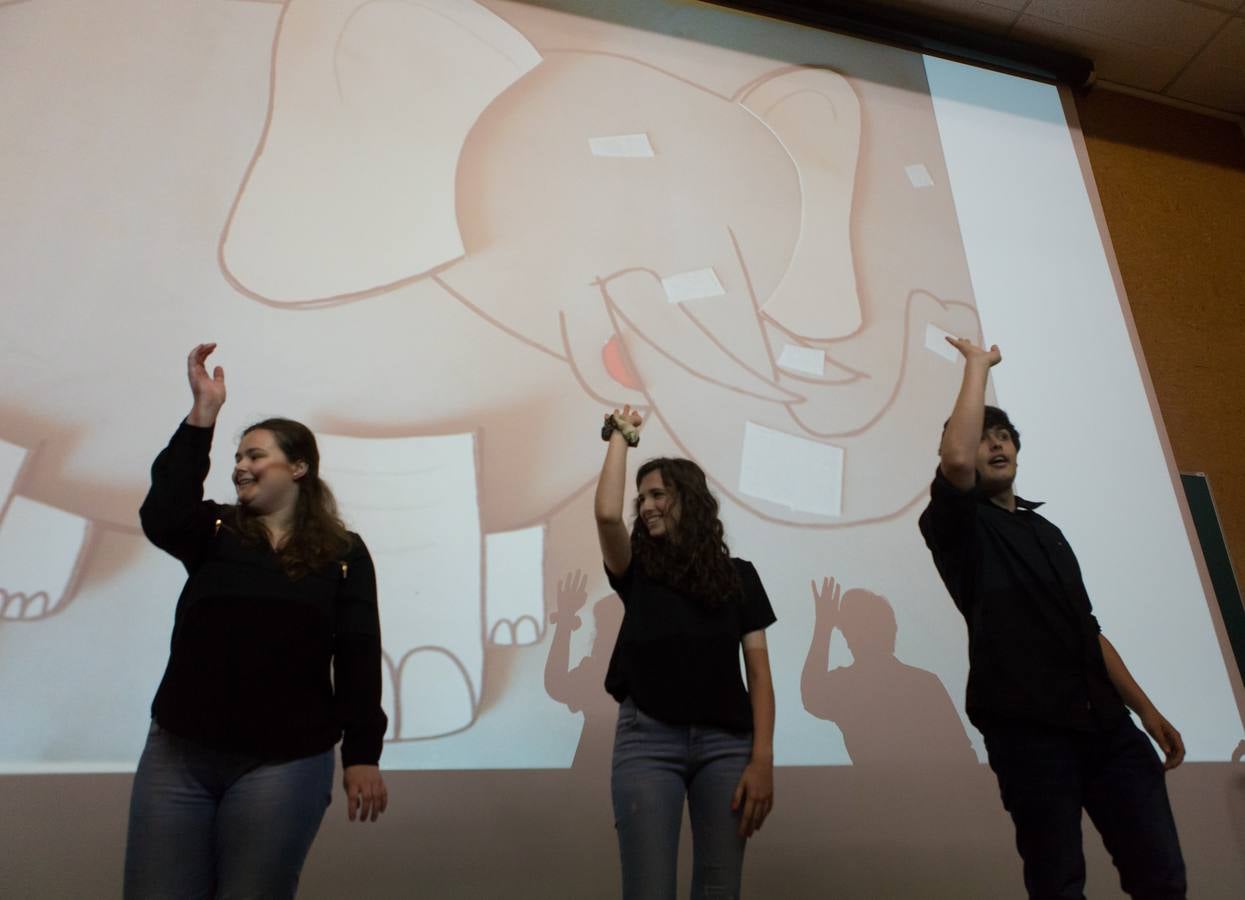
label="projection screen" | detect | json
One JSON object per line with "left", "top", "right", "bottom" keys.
{"left": 2, "top": 1, "right": 1243, "bottom": 895}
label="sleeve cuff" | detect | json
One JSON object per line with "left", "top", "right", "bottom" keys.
{"left": 175, "top": 418, "right": 216, "bottom": 444}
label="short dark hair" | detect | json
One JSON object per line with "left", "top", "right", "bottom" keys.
{"left": 940, "top": 406, "right": 1022, "bottom": 451}
{"left": 982, "top": 406, "right": 1020, "bottom": 451}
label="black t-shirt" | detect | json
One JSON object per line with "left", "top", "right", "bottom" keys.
{"left": 140, "top": 421, "right": 388, "bottom": 766}
{"left": 604, "top": 556, "right": 776, "bottom": 733}
{"left": 918, "top": 467, "right": 1128, "bottom": 732}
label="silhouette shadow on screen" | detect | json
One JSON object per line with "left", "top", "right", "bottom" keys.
{"left": 544, "top": 570, "right": 623, "bottom": 773}
{"left": 801, "top": 576, "right": 976, "bottom": 767}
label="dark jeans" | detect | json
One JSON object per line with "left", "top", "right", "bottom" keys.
{"left": 611, "top": 697, "right": 753, "bottom": 900}
{"left": 981, "top": 716, "right": 1186, "bottom": 900}
{"left": 124, "top": 721, "right": 334, "bottom": 900}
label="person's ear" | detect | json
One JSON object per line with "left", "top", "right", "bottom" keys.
{"left": 291, "top": 460, "right": 309, "bottom": 481}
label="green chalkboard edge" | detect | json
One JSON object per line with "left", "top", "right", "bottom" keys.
{"left": 1181, "top": 473, "right": 1245, "bottom": 688}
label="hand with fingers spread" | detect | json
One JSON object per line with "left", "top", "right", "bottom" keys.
{"left": 550, "top": 569, "right": 588, "bottom": 630}
{"left": 343, "top": 764, "right": 388, "bottom": 823}
{"left": 944, "top": 336, "right": 1001, "bottom": 368}
{"left": 186, "top": 343, "right": 226, "bottom": 427}
{"left": 732, "top": 758, "right": 774, "bottom": 838}
{"left": 811, "top": 577, "right": 842, "bottom": 627}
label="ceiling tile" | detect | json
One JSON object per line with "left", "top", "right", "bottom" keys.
{"left": 1166, "top": 17, "right": 1245, "bottom": 113}
{"left": 1023, "top": 0, "right": 1228, "bottom": 57}
{"left": 1012, "top": 14, "right": 1192, "bottom": 90}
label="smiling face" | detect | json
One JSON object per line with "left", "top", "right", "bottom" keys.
{"left": 636, "top": 468, "right": 679, "bottom": 539}
{"left": 975, "top": 426, "right": 1018, "bottom": 497}
{"left": 233, "top": 428, "right": 307, "bottom": 516}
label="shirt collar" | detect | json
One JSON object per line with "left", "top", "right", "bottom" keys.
{"left": 976, "top": 488, "right": 1044, "bottom": 511}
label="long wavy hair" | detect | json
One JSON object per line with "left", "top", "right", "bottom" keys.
{"left": 630, "top": 457, "right": 742, "bottom": 608}
{"left": 228, "top": 418, "right": 352, "bottom": 579}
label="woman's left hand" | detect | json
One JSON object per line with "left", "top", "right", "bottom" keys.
{"left": 343, "top": 764, "right": 388, "bottom": 822}
{"left": 731, "top": 759, "right": 773, "bottom": 837}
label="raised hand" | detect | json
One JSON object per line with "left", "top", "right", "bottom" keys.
{"left": 811, "top": 576, "right": 842, "bottom": 625}
{"left": 550, "top": 569, "right": 589, "bottom": 630}
{"left": 610, "top": 403, "right": 644, "bottom": 431}
{"left": 186, "top": 343, "right": 226, "bottom": 426}
{"left": 945, "top": 336, "right": 1001, "bottom": 368}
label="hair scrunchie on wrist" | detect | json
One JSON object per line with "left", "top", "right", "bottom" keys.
{"left": 601, "top": 413, "right": 640, "bottom": 447}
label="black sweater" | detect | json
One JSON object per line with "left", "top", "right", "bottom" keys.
{"left": 140, "top": 420, "right": 388, "bottom": 766}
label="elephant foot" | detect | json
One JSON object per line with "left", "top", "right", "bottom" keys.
{"left": 388, "top": 646, "right": 478, "bottom": 740}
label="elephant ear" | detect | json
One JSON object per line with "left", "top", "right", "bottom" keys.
{"left": 220, "top": 0, "right": 541, "bottom": 304}
{"left": 739, "top": 66, "right": 862, "bottom": 340}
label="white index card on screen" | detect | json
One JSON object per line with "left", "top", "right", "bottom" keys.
{"left": 0, "top": 438, "right": 28, "bottom": 502}
{"left": 925, "top": 323, "right": 960, "bottom": 362}
{"left": 777, "top": 344, "right": 826, "bottom": 376}
{"left": 905, "top": 163, "right": 935, "bottom": 188}
{"left": 662, "top": 268, "right": 726, "bottom": 304}
{"left": 589, "top": 133, "right": 655, "bottom": 158}
{"left": 738, "top": 422, "right": 844, "bottom": 517}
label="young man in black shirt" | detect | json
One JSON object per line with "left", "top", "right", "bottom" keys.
{"left": 919, "top": 337, "right": 1187, "bottom": 900}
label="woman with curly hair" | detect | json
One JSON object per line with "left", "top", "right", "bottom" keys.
{"left": 124, "top": 344, "right": 389, "bottom": 900}
{"left": 595, "top": 404, "right": 777, "bottom": 900}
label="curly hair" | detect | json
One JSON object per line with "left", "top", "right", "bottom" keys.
{"left": 630, "top": 457, "right": 742, "bottom": 608}
{"left": 228, "top": 418, "right": 352, "bottom": 579}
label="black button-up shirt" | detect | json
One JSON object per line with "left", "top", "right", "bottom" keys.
{"left": 919, "top": 468, "right": 1128, "bottom": 732}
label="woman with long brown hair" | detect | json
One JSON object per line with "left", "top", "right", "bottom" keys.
{"left": 595, "top": 404, "right": 776, "bottom": 900}
{"left": 123, "top": 344, "right": 388, "bottom": 899}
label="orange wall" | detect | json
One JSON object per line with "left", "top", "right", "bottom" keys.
{"left": 1076, "top": 89, "right": 1245, "bottom": 593}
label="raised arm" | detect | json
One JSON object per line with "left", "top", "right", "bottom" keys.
{"left": 1099, "top": 633, "right": 1185, "bottom": 770}
{"left": 800, "top": 577, "right": 842, "bottom": 720}
{"left": 595, "top": 405, "right": 642, "bottom": 576}
{"left": 939, "top": 337, "right": 1001, "bottom": 491}
{"left": 139, "top": 344, "right": 228, "bottom": 563}
{"left": 544, "top": 570, "right": 588, "bottom": 707}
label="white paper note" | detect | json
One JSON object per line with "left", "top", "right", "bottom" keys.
{"left": 905, "top": 163, "right": 935, "bottom": 188}
{"left": 589, "top": 133, "right": 655, "bottom": 158}
{"left": 738, "top": 422, "right": 844, "bottom": 517}
{"left": 777, "top": 344, "right": 826, "bottom": 376}
{"left": 925, "top": 323, "right": 960, "bottom": 362}
{"left": 662, "top": 267, "right": 726, "bottom": 304}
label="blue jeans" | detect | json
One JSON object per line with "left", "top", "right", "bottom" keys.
{"left": 982, "top": 716, "right": 1186, "bottom": 900}
{"left": 124, "top": 721, "right": 334, "bottom": 900}
{"left": 611, "top": 698, "right": 753, "bottom": 900}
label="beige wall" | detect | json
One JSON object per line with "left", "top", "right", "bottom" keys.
{"left": 1076, "top": 89, "right": 1245, "bottom": 590}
